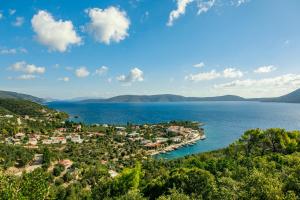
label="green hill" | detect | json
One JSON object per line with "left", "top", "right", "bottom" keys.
{"left": 0, "top": 90, "right": 44, "bottom": 103}
{"left": 0, "top": 98, "right": 68, "bottom": 134}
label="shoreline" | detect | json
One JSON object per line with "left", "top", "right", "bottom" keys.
{"left": 148, "top": 134, "right": 206, "bottom": 156}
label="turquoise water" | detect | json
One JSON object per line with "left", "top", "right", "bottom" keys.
{"left": 48, "top": 101, "right": 300, "bottom": 159}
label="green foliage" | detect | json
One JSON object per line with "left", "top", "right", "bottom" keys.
{"left": 19, "top": 168, "right": 49, "bottom": 199}
{"left": 0, "top": 99, "right": 47, "bottom": 117}
{"left": 0, "top": 144, "right": 34, "bottom": 169}
{"left": 1, "top": 128, "right": 300, "bottom": 199}
{"left": 53, "top": 163, "right": 65, "bottom": 177}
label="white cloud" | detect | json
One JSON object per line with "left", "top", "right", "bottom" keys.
{"left": 117, "top": 67, "right": 144, "bottom": 84}
{"left": 197, "top": 0, "right": 215, "bottom": 15}
{"left": 0, "top": 47, "right": 27, "bottom": 54}
{"left": 193, "top": 62, "right": 205, "bottom": 68}
{"left": 10, "top": 61, "right": 45, "bottom": 74}
{"left": 232, "top": 0, "right": 250, "bottom": 7}
{"left": 16, "top": 74, "right": 36, "bottom": 80}
{"left": 75, "top": 67, "right": 90, "bottom": 78}
{"left": 254, "top": 65, "right": 276, "bottom": 74}
{"left": 95, "top": 66, "right": 108, "bottom": 75}
{"left": 31, "top": 10, "right": 81, "bottom": 52}
{"left": 213, "top": 74, "right": 300, "bottom": 97}
{"left": 86, "top": 7, "right": 130, "bottom": 44}
{"left": 59, "top": 77, "right": 70, "bottom": 82}
{"left": 167, "top": 0, "right": 193, "bottom": 26}
{"left": 12, "top": 17, "right": 24, "bottom": 27}
{"left": 185, "top": 70, "right": 221, "bottom": 81}
{"left": 0, "top": 12, "right": 3, "bottom": 20}
{"left": 223, "top": 68, "right": 243, "bottom": 78}
{"left": 9, "top": 9, "right": 16, "bottom": 15}
{"left": 186, "top": 67, "right": 243, "bottom": 81}
{"left": 214, "top": 74, "right": 300, "bottom": 89}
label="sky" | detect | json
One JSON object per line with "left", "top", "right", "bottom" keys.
{"left": 0, "top": 0, "right": 300, "bottom": 99}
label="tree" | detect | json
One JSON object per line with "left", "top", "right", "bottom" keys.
{"left": 167, "top": 168, "right": 216, "bottom": 199}
{"left": 241, "top": 169, "right": 283, "bottom": 200}
{"left": 19, "top": 168, "right": 49, "bottom": 200}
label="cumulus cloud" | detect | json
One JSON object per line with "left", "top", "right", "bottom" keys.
{"left": 167, "top": 0, "right": 193, "bottom": 26}
{"left": 186, "top": 68, "right": 243, "bottom": 81}
{"left": 214, "top": 74, "right": 300, "bottom": 89}
{"left": 117, "top": 67, "right": 144, "bottom": 84}
{"left": 167, "top": 0, "right": 250, "bottom": 26}
{"left": 193, "top": 62, "right": 205, "bottom": 68}
{"left": 95, "top": 66, "right": 109, "bottom": 75}
{"left": 86, "top": 7, "right": 130, "bottom": 44}
{"left": 213, "top": 74, "right": 300, "bottom": 97}
{"left": 12, "top": 17, "right": 24, "bottom": 27}
{"left": 0, "top": 12, "right": 3, "bottom": 20}
{"left": 223, "top": 68, "right": 243, "bottom": 78}
{"left": 59, "top": 77, "right": 70, "bottom": 82}
{"left": 197, "top": 0, "right": 215, "bottom": 15}
{"left": 185, "top": 70, "right": 221, "bottom": 81}
{"left": 75, "top": 67, "right": 90, "bottom": 78}
{"left": 10, "top": 61, "right": 45, "bottom": 74}
{"left": 31, "top": 10, "right": 81, "bottom": 52}
{"left": 254, "top": 65, "right": 277, "bottom": 74}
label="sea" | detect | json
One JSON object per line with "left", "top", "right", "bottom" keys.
{"left": 47, "top": 101, "right": 300, "bottom": 159}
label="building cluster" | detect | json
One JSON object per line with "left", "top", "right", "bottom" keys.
{"left": 116, "top": 124, "right": 204, "bottom": 150}
{"left": 3, "top": 125, "right": 86, "bottom": 146}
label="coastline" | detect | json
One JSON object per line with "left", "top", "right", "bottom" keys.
{"left": 148, "top": 134, "right": 206, "bottom": 156}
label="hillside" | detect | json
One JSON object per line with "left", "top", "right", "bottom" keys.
{"left": 0, "top": 127, "right": 299, "bottom": 199}
{"left": 265, "top": 88, "right": 300, "bottom": 103}
{"left": 0, "top": 98, "right": 68, "bottom": 133}
{"left": 0, "top": 90, "right": 44, "bottom": 103}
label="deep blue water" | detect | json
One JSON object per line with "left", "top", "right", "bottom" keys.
{"left": 47, "top": 101, "right": 300, "bottom": 159}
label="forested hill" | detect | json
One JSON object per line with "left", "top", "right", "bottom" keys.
{"left": 0, "top": 127, "right": 299, "bottom": 199}
{"left": 0, "top": 98, "right": 68, "bottom": 133}
{"left": 0, "top": 98, "right": 52, "bottom": 116}
{"left": 89, "top": 128, "right": 300, "bottom": 199}
{"left": 0, "top": 90, "right": 44, "bottom": 103}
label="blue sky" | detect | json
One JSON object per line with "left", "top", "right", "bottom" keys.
{"left": 0, "top": 0, "right": 300, "bottom": 99}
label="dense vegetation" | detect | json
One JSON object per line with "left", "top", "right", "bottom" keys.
{"left": 0, "top": 99, "right": 68, "bottom": 135}
{"left": 0, "top": 128, "right": 299, "bottom": 199}
{"left": 0, "top": 90, "right": 44, "bottom": 103}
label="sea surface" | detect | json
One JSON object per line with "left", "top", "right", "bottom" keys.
{"left": 47, "top": 101, "right": 300, "bottom": 159}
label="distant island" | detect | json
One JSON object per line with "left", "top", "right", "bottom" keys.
{"left": 2, "top": 88, "right": 300, "bottom": 104}
{"left": 79, "top": 88, "right": 300, "bottom": 103}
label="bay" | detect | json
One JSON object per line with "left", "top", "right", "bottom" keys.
{"left": 47, "top": 101, "right": 300, "bottom": 159}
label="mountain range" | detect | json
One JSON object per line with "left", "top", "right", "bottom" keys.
{"left": 2, "top": 88, "right": 300, "bottom": 103}
{"left": 79, "top": 89, "right": 300, "bottom": 103}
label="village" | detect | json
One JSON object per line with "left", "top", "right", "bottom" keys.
{"left": 1, "top": 122, "right": 206, "bottom": 155}
{"left": 1, "top": 124, "right": 206, "bottom": 155}
{"left": 1, "top": 121, "right": 206, "bottom": 178}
